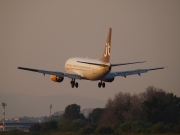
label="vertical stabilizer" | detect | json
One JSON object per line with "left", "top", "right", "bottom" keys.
{"left": 99, "top": 28, "right": 112, "bottom": 63}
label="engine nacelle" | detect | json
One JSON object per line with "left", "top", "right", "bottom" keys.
{"left": 102, "top": 77, "right": 114, "bottom": 82}
{"left": 51, "top": 75, "right": 64, "bottom": 82}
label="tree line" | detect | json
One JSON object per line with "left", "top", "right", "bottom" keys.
{"left": 29, "top": 86, "right": 180, "bottom": 135}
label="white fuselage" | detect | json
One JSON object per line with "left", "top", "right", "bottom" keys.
{"left": 65, "top": 57, "right": 110, "bottom": 80}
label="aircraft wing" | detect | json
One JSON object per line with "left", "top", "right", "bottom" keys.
{"left": 18, "top": 67, "right": 82, "bottom": 79}
{"left": 104, "top": 67, "right": 165, "bottom": 79}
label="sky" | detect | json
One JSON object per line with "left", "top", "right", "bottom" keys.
{"left": 0, "top": 0, "right": 180, "bottom": 118}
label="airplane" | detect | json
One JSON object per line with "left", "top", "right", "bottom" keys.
{"left": 18, "top": 28, "right": 165, "bottom": 88}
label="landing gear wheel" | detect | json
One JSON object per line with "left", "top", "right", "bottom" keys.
{"left": 102, "top": 82, "right": 105, "bottom": 88}
{"left": 71, "top": 79, "right": 75, "bottom": 88}
{"left": 70, "top": 79, "right": 79, "bottom": 88}
{"left": 98, "top": 82, "right": 102, "bottom": 88}
{"left": 75, "top": 82, "right": 78, "bottom": 88}
{"left": 98, "top": 81, "right": 106, "bottom": 88}
{"left": 70, "top": 81, "right": 74, "bottom": 85}
{"left": 71, "top": 83, "right": 74, "bottom": 88}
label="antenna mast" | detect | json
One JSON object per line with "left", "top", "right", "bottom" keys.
{"left": 2, "top": 102, "right": 7, "bottom": 131}
{"left": 50, "top": 104, "right": 52, "bottom": 116}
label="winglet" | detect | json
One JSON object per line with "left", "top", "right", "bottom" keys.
{"left": 99, "top": 28, "right": 112, "bottom": 63}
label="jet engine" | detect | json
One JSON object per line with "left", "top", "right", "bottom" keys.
{"left": 102, "top": 77, "right": 114, "bottom": 82}
{"left": 51, "top": 75, "right": 64, "bottom": 82}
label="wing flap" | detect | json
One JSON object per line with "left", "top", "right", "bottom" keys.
{"left": 104, "top": 67, "right": 165, "bottom": 79}
{"left": 18, "top": 67, "right": 84, "bottom": 79}
{"left": 18, "top": 67, "right": 83, "bottom": 79}
{"left": 18, "top": 67, "right": 64, "bottom": 76}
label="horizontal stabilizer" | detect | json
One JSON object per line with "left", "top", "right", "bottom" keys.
{"left": 77, "top": 61, "right": 109, "bottom": 66}
{"left": 111, "top": 61, "right": 146, "bottom": 67}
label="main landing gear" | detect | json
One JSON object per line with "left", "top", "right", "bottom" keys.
{"left": 70, "top": 79, "right": 78, "bottom": 88}
{"left": 70, "top": 79, "right": 105, "bottom": 88}
{"left": 98, "top": 80, "right": 105, "bottom": 88}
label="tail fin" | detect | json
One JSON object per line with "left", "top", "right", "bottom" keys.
{"left": 99, "top": 28, "right": 112, "bottom": 63}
